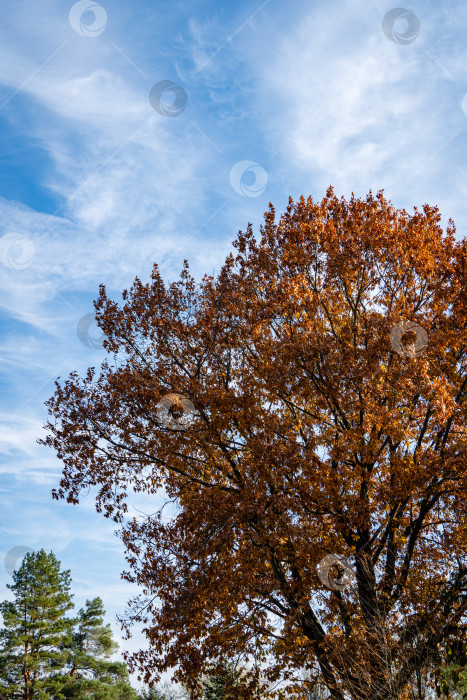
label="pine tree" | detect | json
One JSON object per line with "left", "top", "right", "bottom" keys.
{"left": 58, "top": 596, "right": 139, "bottom": 698}
{"left": 432, "top": 641, "right": 467, "bottom": 700}
{"left": 0, "top": 549, "right": 75, "bottom": 699}
{"left": 138, "top": 689, "right": 167, "bottom": 700}
{"left": 200, "top": 663, "right": 272, "bottom": 700}
{"left": 138, "top": 685, "right": 186, "bottom": 699}
{"left": 0, "top": 552, "right": 139, "bottom": 699}
{"left": 203, "top": 674, "right": 227, "bottom": 700}
{"left": 202, "top": 663, "right": 249, "bottom": 700}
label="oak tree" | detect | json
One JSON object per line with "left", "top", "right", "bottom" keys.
{"left": 39, "top": 188, "right": 467, "bottom": 699}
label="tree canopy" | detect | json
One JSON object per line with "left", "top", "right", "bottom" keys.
{"left": 39, "top": 187, "right": 467, "bottom": 699}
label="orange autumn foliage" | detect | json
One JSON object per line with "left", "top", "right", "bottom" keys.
{"left": 39, "top": 187, "right": 467, "bottom": 700}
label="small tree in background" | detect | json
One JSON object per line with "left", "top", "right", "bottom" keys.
{"left": 201, "top": 661, "right": 273, "bottom": 699}
{"left": 203, "top": 675, "right": 226, "bottom": 700}
{"left": 202, "top": 663, "right": 237, "bottom": 700}
{"left": 138, "top": 682, "right": 188, "bottom": 699}
{"left": 0, "top": 549, "right": 75, "bottom": 699}
{"left": 138, "top": 688, "right": 169, "bottom": 700}
{"left": 432, "top": 641, "right": 467, "bottom": 700}
{"left": 58, "top": 596, "right": 139, "bottom": 698}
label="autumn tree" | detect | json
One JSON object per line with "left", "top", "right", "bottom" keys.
{"left": 39, "top": 187, "right": 467, "bottom": 700}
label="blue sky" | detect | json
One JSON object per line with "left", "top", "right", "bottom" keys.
{"left": 1, "top": 0, "right": 466, "bottom": 690}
